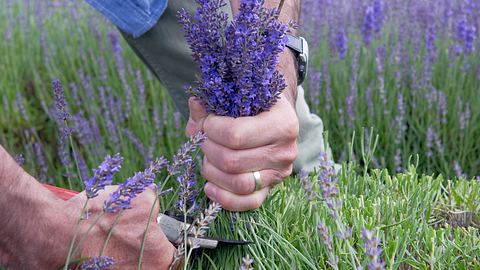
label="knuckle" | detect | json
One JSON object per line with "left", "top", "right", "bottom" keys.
{"left": 277, "top": 143, "right": 298, "bottom": 165}
{"left": 225, "top": 129, "right": 244, "bottom": 149}
{"left": 222, "top": 154, "right": 240, "bottom": 172}
{"left": 282, "top": 164, "right": 294, "bottom": 178}
{"left": 236, "top": 178, "right": 253, "bottom": 194}
{"left": 281, "top": 116, "right": 299, "bottom": 140}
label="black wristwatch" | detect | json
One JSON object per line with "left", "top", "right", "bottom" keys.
{"left": 285, "top": 34, "right": 309, "bottom": 85}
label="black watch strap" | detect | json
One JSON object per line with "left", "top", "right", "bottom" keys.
{"left": 285, "top": 34, "right": 309, "bottom": 85}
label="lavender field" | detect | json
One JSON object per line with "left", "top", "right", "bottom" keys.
{"left": 302, "top": 0, "right": 479, "bottom": 179}
{"left": 1, "top": 0, "right": 480, "bottom": 269}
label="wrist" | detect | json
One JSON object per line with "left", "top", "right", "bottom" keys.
{"left": 278, "top": 49, "right": 298, "bottom": 106}
{"left": 25, "top": 176, "right": 78, "bottom": 268}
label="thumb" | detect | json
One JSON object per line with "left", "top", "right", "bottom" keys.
{"left": 186, "top": 97, "right": 208, "bottom": 137}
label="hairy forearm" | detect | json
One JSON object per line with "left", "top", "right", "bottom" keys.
{"left": 230, "top": 0, "right": 301, "bottom": 104}
{"left": 0, "top": 145, "right": 73, "bottom": 268}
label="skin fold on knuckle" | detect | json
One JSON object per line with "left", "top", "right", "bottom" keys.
{"left": 273, "top": 143, "right": 298, "bottom": 166}
{"left": 225, "top": 127, "right": 245, "bottom": 149}
{"left": 221, "top": 152, "right": 241, "bottom": 173}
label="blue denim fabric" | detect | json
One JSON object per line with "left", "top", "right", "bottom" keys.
{"left": 86, "top": 0, "right": 168, "bottom": 38}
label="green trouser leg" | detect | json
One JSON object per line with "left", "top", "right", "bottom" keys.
{"left": 120, "top": 1, "right": 335, "bottom": 172}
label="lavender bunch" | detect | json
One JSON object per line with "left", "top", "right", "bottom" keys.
{"left": 84, "top": 154, "right": 123, "bottom": 199}
{"left": 178, "top": 0, "right": 289, "bottom": 117}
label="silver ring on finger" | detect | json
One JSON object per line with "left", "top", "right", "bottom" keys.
{"left": 252, "top": 171, "right": 262, "bottom": 192}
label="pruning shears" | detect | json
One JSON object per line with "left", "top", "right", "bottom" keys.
{"left": 43, "top": 184, "right": 251, "bottom": 249}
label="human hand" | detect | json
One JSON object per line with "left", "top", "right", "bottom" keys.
{"left": 186, "top": 90, "right": 299, "bottom": 211}
{"left": 68, "top": 185, "right": 176, "bottom": 270}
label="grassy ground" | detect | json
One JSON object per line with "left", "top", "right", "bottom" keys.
{"left": 1, "top": 1, "right": 480, "bottom": 269}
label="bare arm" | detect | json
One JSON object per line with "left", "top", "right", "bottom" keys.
{"left": 0, "top": 144, "right": 74, "bottom": 268}
{"left": 0, "top": 145, "right": 175, "bottom": 269}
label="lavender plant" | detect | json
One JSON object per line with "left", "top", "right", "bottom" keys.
{"left": 177, "top": 0, "right": 289, "bottom": 117}
{"left": 80, "top": 256, "right": 115, "bottom": 270}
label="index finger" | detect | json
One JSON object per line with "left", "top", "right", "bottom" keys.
{"left": 203, "top": 96, "right": 298, "bottom": 150}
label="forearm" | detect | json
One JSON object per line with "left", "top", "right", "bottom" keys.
{"left": 0, "top": 145, "right": 73, "bottom": 268}
{"left": 230, "top": 0, "right": 300, "bottom": 104}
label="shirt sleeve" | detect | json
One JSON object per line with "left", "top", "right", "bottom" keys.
{"left": 85, "top": 0, "right": 168, "bottom": 38}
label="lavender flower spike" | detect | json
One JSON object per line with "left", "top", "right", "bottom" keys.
{"left": 239, "top": 254, "right": 254, "bottom": 270}
{"left": 80, "top": 256, "right": 115, "bottom": 270}
{"left": 361, "top": 228, "right": 386, "bottom": 270}
{"left": 191, "top": 202, "right": 223, "bottom": 238}
{"left": 52, "top": 78, "right": 70, "bottom": 123}
{"left": 103, "top": 169, "right": 156, "bottom": 213}
{"left": 84, "top": 154, "right": 123, "bottom": 199}
{"left": 168, "top": 132, "right": 207, "bottom": 175}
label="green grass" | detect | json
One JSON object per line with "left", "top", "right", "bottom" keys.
{"left": 193, "top": 163, "right": 480, "bottom": 269}
{"left": 1, "top": 1, "right": 480, "bottom": 269}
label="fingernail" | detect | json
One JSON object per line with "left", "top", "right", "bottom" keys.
{"left": 204, "top": 183, "right": 217, "bottom": 201}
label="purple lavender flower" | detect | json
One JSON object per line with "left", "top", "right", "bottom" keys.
{"left": 372, "top": 0, "right": 384, "bottom": 34}
{"left": 322, "top": 61, "right": 332, "bottom": 112}
{"left": 52, "top": 79, "right": 71, "bottom": 124}
{"left": 103, "top": 169, "right": 155, "bottom": 213}
{"left": 337, "top": 227, "right": 353, "bottom": 240}
{"left": 77, "top": 152, "right": 89, "bottom": 185}
{"left": 173, "top": 111, "right": 182, "bottom": 131}
{"left": 426, "top": 126, "right": 435, "bottom": 158}
{"left": 102, "top": 155, "right": 167, "bottom": 213}
{"left": 299, "top": 169, "right": 316, "bottom": 202}
{"left": 455, "top": 14, "right": 477, "bottom": 54}
{"left": 14, "top": 154, "right": 25, "bottom": 166}
{"left": 459, "top": 102, "right": 471, "bottom": 131}
{"left": 394, "top": 149, "right": 403, "bottom": 173}
{"left": 73, "top": 114, "right": 95, "bottom": 147}
{"left": 34, "top": 142, "right": 48, "bottom": 182}
{"left": 317, "top": 152, "right": 341, "bottom": 215}
{"left": 307, "top": 68, "right": 321, "bottom": 112}
{"left": 394, "top": 93, "right": 406, "bottom": 145}
{"left": 362, "top": 5, "right": 375, "bottom": 45}
{"left": 178, "top": 0, "right": 289, "bottom": 117}
{"left": 122, "top": 128, "right": 148, "bottom": 165}
{"left": 84, "top": 154, "right": 123, "bottom": 199}
{"left": 15, "top": 92, "right": 29, "bottom": 121}
{"left": 317, "top": 222, "right": 333, "bottom": 251}
{"left": 453, "top": 161, "right": 467, "bottom": 179}
{"left": 108, "top": 30, "right": 132, "bottom": 114}
{"left": 168, "top": 132, "right": 207, "bottom": 175}
{"left": 425, "top": 24, "right": 437, "bottom": 62}
{"left": 437, "top": 91, "right": 448, "bottom": 125}
{"left": 80, "top": 256, "right": 115, "bottom": 270}
{"left": 176, "top": 160, "right": 199, "bottom": 214}
{"left": 135, "top": 69, "right": 147, "bottom": 122}
{"left": 361, "top": 228, "right": 385, "bottom": 270}
{"left": 336, "top": 28, "right": 349, "bottom": 59}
